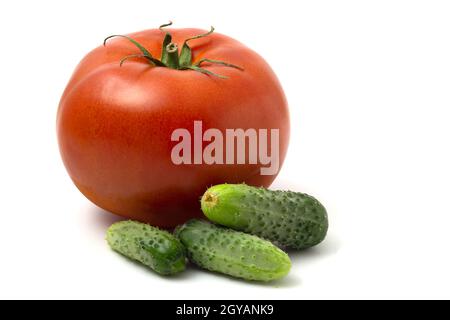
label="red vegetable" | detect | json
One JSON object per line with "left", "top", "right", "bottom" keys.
{"left": 57, "top": 23, "right": 289, "bottom": 227}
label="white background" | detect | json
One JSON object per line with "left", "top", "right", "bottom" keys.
{"left": 0, "top": 0, "right": 449, "bottom": 300}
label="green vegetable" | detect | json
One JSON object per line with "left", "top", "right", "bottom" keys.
{"left": 201, "top": 184, "right": 328, "bottom": 250}
{"left": 175, "top": 219, "right": 291, "bottom": 282}
{"left": 106, "top": 220, "right": 186, "bottom": 275}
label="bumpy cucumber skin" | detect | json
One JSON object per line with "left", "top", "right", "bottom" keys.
{"left": 106, "top": 221, "right": 186, "bottom": 275}
{"left": 201, "top": 184, "right": 328, "bottom": 250}
{"left": 175, "top": 219, "right": 291, "bottom": 282}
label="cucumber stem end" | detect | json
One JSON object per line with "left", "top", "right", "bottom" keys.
{"left": 201, "top": 191, "right": 218, "bottom": 209}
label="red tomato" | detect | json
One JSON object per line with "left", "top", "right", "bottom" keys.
{"left": 57, "top": 25, "right": 289, "bottom": 228}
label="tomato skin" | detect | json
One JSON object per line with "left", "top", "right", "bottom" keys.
{"left": 57, "top": 28, "right": 290, "bottom": 228}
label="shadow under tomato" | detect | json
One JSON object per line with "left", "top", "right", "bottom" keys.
{"left": 90, "top": 205, "right": 124, "bottom": 228}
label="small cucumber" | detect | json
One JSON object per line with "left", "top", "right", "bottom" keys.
{"left": 106, "top": 220, "right": 186, "bottom": 275}
{"left": 175, "top": 219, "right": 291, "bottom": 282}
{"left": 201, "top": 184, "right": 328, "bottom": 250}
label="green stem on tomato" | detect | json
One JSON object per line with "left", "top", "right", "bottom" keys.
{"left": 103, "top": 22, "right": 243, "bottom": 78}
{"left": 165, "top": 43, "right": 180, "bottom": 69}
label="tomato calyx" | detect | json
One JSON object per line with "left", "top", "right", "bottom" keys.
{"left": 103, "top": 21, "right": 243, "bottom": 79}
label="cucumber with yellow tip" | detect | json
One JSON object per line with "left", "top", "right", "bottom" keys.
{"left": 201, "top": 184, "right": 328, "bottom": 249}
